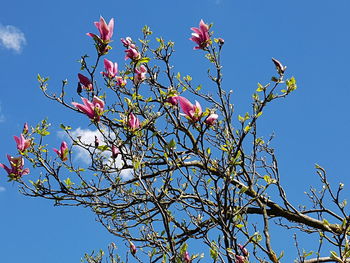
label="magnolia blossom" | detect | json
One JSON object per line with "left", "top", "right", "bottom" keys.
{"left": 128, "top": 113, "right": 140, "bottom": 130}
{"left": 72, "top": 96, "right": 105, "bottom": 122}
{"left": 53, "top": 141, "right": 69, "bottom": 161}
{"left": 125, "top": 47, "right": 140, "bottom": 61}
{"left": 87, "top": 16, "right": 114, "bottom": 42}
{"left": 14, "top": 134, "right": 31, "bottom": 152}
{"left": 166, "top": 95, "right": 178, "bottom": 106}
{"left": 111, "top": 145, "right": 120, "bottom": 159}
{"left": 0, "top": 155, "right": 29, "bottom": 179}
{"left": 78, "top": 73, "right": 93, "bottom": 91}
{"left": 177, "top": 96, "right": 202, "bottom": 122}
{"left": 190, "top": 19, "right": 210, "bottom": 50}
{"left": 121, "top": 37, "right": 136, "bottom": 49}
{"left": 101, "top": 58, "right": 118, "bottom": 78}
{"left": 184, "top": 251, "right": 191, "bottom": 263}
{"left": 116, "top": 76, "right": 127, "bottom": 87}
{"left": 134, "top": 65, "right": 147, "bottom": 84}
{"left": 204, "top": 113, "right": 218, "bottom": 126}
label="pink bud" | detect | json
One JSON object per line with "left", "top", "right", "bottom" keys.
{"left": 121, "top": 37, "right": 136, "bottom": 49}
{"left": 184, "top": 251, "right": 191, "bottom": 263}
{"left": 101, "top": 58, "right": 118, "bottom": 79}
{"left": 78, "top": 73, "right": 93, "bottom": 91}
{"left": 205, "top": 113, "right": 218, "bottom": 126}
{"left": 235, "top": 255, "right": 245, "bottom": 263}
{"left": 217, "top": 38, "right": 225, "bottom": 45}
{"left": 130, "top": 242, "right": 137, "bottom": 255}
{"left": 53, "top": 141, "right": 69, "bottom": 161}
{"left": 166, "top": 95, "right": 178, "bottom": 106}
{"left": 125, "top": 47, "right": 140, "bottom": 61}
{"left": 238, "top": 244, "right": 249, "bottom": 257}
{"left": 111, "top": 145, "right": 120, "bottom": 159}
{"left": 127, "top": 113, "right": 140, "bottom": 130}
{"left": 23, "top": 123, "right": 29, "bottom": 134}
{"left": 134, "top": 65, "right": 147, "bottom": 84}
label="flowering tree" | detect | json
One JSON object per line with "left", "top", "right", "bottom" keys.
{"left": 2, "top": 16, "right": 350, "bottom": 263}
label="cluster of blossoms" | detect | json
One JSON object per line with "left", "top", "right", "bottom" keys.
{"left": 0, "top": 16, "right": 235, "bottom": 259}
{"left": 0, "top": 123, "right": 30, "bottom": 180}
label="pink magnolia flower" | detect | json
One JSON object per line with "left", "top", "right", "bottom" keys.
{"left": 128, "top": 113, "right": 140, "bottom": 130}
{"left": 72, "top": 96, "right": 105, "bottom": 122}
{"left": 78, "top": 73, "right": 93, "bottom": 91}
{"left": 190, "top": 19, "right": 211, "bottom": 50}
{"left": 205, "top": 113, "right": 218, "bottom": 126}
{"left": 125, "top": 47, "right": 140, "bottom": 61}
{"left": 14, "top": 134, "right": 31, "bottom": 152}
{"left": 184, "top": 251, "right": 191, "bottom": 263}
{"left": 116, "top": 76, "right": 127, "bottom": 87}
{"left": 166, "top": 95, "right": 179, "bottom": 106}
{"left": 121, "top": 37, "right": 136, "bottom": 49}
{"left": 53, "top": 141, "right": 69, "bottom": 161}
{"left": 134, "top": 65, "right": 147, "bottom": 84}
{"left": 177, "top": 96, "right": 202, "bottom": 122}
{"left": 111, "top": 145, "right": 120, "bottom": 159}
{"left": 101, "top": 58, "right": 118, "bottom": 79}
{"left": 0, "top": 155, "right": 30, "bottom": 180}
{"left": 87, "top": 16, "right": 114, "bottom": 42}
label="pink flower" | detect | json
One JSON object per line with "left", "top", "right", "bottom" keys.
{"left": 177, "top": 96, "right": 202, "bottom": 122}
{"left": 204, "top": 113, "right": 218, "bottom": 126}
{"left": 53, "top": 141, "right": 69, "bottom": 161}
{"left": 134, "top": 65, "right": 147, "bottom": 84}
{"left": 125, "top": 47, "right": 140, "bottom": 61}
{"left": 72, "top": 96, "right": 105, "bottom": 122}
{"left": 0, "top": 155, "right": 30, "bottom": 180}
{"left": 128, "top": 113, "right": 140, "bottom": 130}
{"left": 190, "top": 19, "right": 211, "bottom": 50}
{"left": 87, "top": 16, "right": 114, "bottom": 42}
{"left": 78, "top": 73, "right": 93, "bottom": 91}
{"left": 14, "top": 134, "right": 31, "bottom": 152}
{"left": 238, "top": 244, "right": 249, "bottom": 257}
{"left": 101, "top": 59, "right": 118, "bottom": 79}
{"left": 184, "top": 251, "right": 191, "bottom": 263}
{"left": 111, "top": 145, "right": 120, "bottom": 159}
{"left": 235, "top": 255, "right": 246, "bottom": 263}
{"left": 130, "top": 241, "right": 137, "bottom": 255}
{"left": 166, "top": 95, "right": 178, "bottom": 106}
{"left": 116, "top": 76, "right": 127, "bottom": 87}
{"left": 23, "top": 122, "right": 29, "bottom": 134}
{"left": 121, "top": 37, "right": 136, "bottom": 49}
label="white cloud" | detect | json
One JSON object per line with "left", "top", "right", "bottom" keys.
{"left": 0, "top": 186, "right": 6, "bottom": 192}
{"left": 0, "top": 24, "right": 26, "bottom": 53}
{"left": 58, "top": 128, "right": 132, "bottom": 179}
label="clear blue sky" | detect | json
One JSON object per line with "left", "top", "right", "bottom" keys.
{"left": 1, "top": 0, "right": 350, "bottom": 262}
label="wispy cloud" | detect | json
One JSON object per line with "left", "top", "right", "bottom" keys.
{"left": 0, "top": 24, "right": 26, "bottom": 53}
{"left": 0, "top": 186, "right": 6, "bottom": 192}
{"left": 58, "top": 128, "right": 133, "bottom": 179}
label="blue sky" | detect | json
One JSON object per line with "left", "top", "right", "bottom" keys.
{"left": 1, "top": 0, "right": 350, "bottom": 262}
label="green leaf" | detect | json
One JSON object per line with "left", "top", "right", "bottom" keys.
{"left": 256, "top": 82, "right": 265, "bottom": 92}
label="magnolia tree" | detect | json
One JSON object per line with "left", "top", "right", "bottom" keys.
{"left": 2, "top": 17, "right": 349, "bottom": 263}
